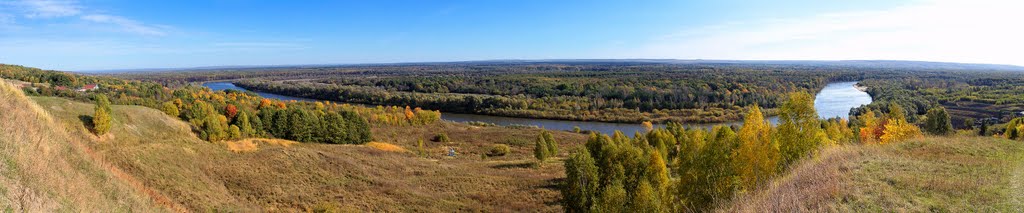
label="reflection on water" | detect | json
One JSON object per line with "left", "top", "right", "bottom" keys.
{"left": 203, "top": 81, "right": 869, "bottom": 134}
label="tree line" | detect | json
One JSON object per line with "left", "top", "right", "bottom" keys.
{"left": 561, "top": 91, "right": 943, "bottom": 212}
{"left": 2, "top": 64, "right": 442, "bottom": 144}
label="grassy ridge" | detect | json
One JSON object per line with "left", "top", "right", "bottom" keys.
{"left": 724, "top": 136, "right": 1024, "bottom": 212}
{"left": 0, "top": 81, "right": 161, "bottom": 211}
{"left": 30, "top": 95, "right": 584, "bottom": 211}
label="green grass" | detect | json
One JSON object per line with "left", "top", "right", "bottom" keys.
{"left": 726, "top": 136, "right": 1024, "bottom": 212}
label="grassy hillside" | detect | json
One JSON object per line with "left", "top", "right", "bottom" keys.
{"left": 724, "top": 136, "right": 1024, "bottom": 212}
{"left": 0, "top": 81, "right": 162, "bottom": 211}
{"left": 30, "top": 94, "right": 585, "bottom": 211}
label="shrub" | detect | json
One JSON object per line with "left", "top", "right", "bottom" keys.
{"left": 534, "top": 135, "right": 549, "bottom": 161}
{"left": 433, "top": 133, "right": 450, "bottom": 143}
{"left": 488, "top": 144, "right": 511, "bottom": 157}
{"left": 93, "top": 94, "right": 112, "bottom": 135}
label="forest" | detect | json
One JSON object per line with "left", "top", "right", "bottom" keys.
{"left": 117, "top": 62, "right": 878, "bottom": 123}
{"left": 116, "top": 62, "right": 1024, "bottom": 126}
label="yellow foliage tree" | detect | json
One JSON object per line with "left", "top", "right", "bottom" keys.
{"left": 879, "top": 105, "right": 921, "bottom": 144}
{"left": 857, "top": 111, "right": 880, "bottom": 144}
{"left": 404, "top": 106, "right": 415, "bottom": 121}
{"left": 733, "top": 105, "right": 778, "bottom": 191}
{"left": 880, "top": 118, "right": 922, "bottom": 144}
{"left": 642, "top": 121, "right": 653, "bottom": 132}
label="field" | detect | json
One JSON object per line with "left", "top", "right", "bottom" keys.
{"left": 725, "top": 136, "right": 1024, "bottom": 212}
{"left": 23, "top": 94, "right": 585, "bottom": 211}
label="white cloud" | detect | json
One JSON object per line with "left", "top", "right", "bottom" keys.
{"left": 81, "top": 14, "right": 168, "bottom": 36}
{"left": 634, "top": 0, "right": 1024, "bottom": 66}
{"left": 17, "top": 0, "right": 80, "bottom": 18}
{"left": 0, "top": 0, "right": 168, "bottom": 36}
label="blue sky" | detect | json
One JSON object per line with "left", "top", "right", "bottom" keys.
{"left": 1, "top": 0, "right": 1022, "bottom": 71}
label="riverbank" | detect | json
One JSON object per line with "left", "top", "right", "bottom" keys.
{"left": 854, "top": 83, "right": 868, "bottom": 92}
{"left": 203, "top": 81, "right": 871, "bottom": 134}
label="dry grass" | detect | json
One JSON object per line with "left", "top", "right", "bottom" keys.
{"left": 365, "top": 142, "right": 408, "bottom": 152}
{"left": 370, "top": 121, "right": 588, "bottom": 160}
{"left": 224, "top": 138, "right": 298, "bottom": 152}
{"left": 724, "top": 136, "right": 1024, "bottom": 212}
{"left": 31, "top": 95, "right": 582, "bottom": 212}
{"left": 0, "top": 81, "right": 163, "bottom": 211}
{"left": 224, "top": 139, "right": 259, "bottom": 152}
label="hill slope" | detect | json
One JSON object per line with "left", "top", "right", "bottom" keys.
{"left": 0, "top": 81, "right": 162, "bottom": 211}
{"left": 724, "top": 136, "right": 1024, "bottom": 212}
{"left": 29, "top": 95, "right": 572, "bottom": 211}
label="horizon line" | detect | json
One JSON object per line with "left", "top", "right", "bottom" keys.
{"left": 71, "top": 58, "right": 1024, "bottom": 73}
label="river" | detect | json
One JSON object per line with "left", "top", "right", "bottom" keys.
{"left": 202, "top": 81, "right": 871, "bottom": 134}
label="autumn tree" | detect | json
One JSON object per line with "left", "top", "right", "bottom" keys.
{"left": 563, "top": 149, "right": 599, "bottom": 212}
{"left": 224, "top": 104, "right": 238, "bottom": 120}
{"left": 404, "top": 106, "right": 414, "bottom": 121}
{"left": 776, "top": 92, "right": 823, "bottom": 165}
{"left": 228, "top": 125, "right": 241, "bottom": 140}
{"left": 880, "top": 105, "right": 922, "bottom": 144}
{"left": 202, "top": 113, "right": 228, "bottom": 141}
{"left": 823, "top": 118, "right": 853, "bottom": 144}
{"left": 93, "top": 94, "right": 112, "bottom": 135}
{"left": 645, "top": 150, "right": 670, "bottom": 210}
{"left": 161, "top": 101, "right": 179, "bottom": 117}
{"left": 1007, "top": 118, "right": 1024, "bottom": 140}
{"left": 733, "top": 105, "right": 778, "bottom": 191}
{"left": 857, "top": 110, "right": 881, "bottom": 144}
{"left": 673, "top": 125, "right": 738, "bottom": 211}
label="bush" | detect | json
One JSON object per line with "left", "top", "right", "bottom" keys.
{"left": 488, "top": 144, "right": 511, "bottom": 157}
{"left": 433, "top": 133, "right": 450, "bottom": 143}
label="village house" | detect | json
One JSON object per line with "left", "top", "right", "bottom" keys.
{"left": 76, "top": 84, "right": 99, "bottom": 92}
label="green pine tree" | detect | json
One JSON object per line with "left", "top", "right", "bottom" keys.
{"left": 535, "top": 134, "right": 550, "bottom": 162}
